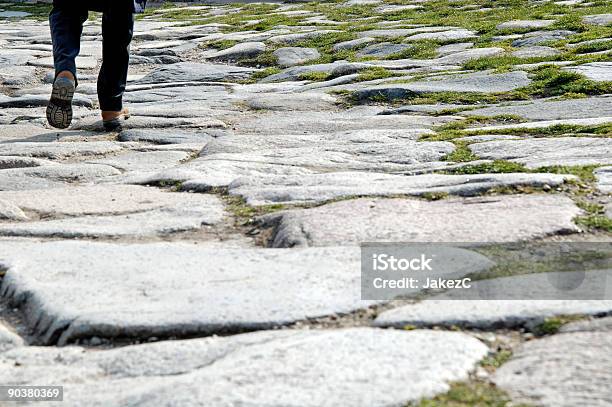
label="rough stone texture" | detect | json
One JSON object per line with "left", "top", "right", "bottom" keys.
{"left": 355, "top": 71, "right": 530, "bottom": 100}
{"left": 512, "top": 30, "right": 574, "bottom": 47}
{"left": 494, "top": 331, "right": 612, "bottom": 407}
{"left": 356, "top": 42, "right": 412, "bottom": 58}
{"left": 511, "top": 46, "right": 560, "bottom": 58}
{"left": 0, "top": 141, "right": 126, "bottom": 159}
{"left": 561, "top": 317, "right": 612, "bottom": 333}
{"left": 118, "top": 129, "right": 214, "bottom": 145}
{"left": 137, "top": 62, "right": 255, "bottom": 84}
{"left": 0, "top": 199, "right": 28, "bottom": 221}
{"left": 0, "top": 164, "right": 121, "bottom": 191}
{"left": 332, "top": 37, "right": 376, "bottom": 51}
{"left": 497, "top": 20, "right": 555, "bottom": 30}
{"left": 0, "top": 94, "right": 93, "bottom": 109}
{"left": 467, "top": 96, "right": 612, "bottom": 120}
{"left": 0, "top": 241, "right": 374, "bottom": 344}
{"left": 273, "top": 47, "right": 321, "bottom": 67}
{"left": 267, "top": 30, "right": 339, "bottom": 44}
{"left": 375, "top": 270, "right": 612, "bottom": 329}
{"left": 565, "top": 62, "right": 612, "bottom": 82}
{"left": 583, "top": 14, "right": 612, "bottom": 26}
{"left": 404, "top": 29, "right": 477, "bottom": 42}
{"left": 230, "top": 172, "right": 577, "bottom": 205}
{"left": 262, "top": 195, "right": 582, "bottom": 247}
{"left": 86, "top": 151, "right": 190, "bottom": 172}
{"left": 436, "top": 42, "right": 473, "bottom": 56}
{"left": 241, "top": 92, "right": 338, "bottom": 111}
{"left": 0, "top": 328, "right": 488, "bottom": 406}
{"left": 469, "top": 137, "right": 612, "bottom": 168}
{"left": 0, "top": 200, "right": 225, "bottom": 239}
{"left": 0, "top": 185, "right": 221, "bottom": 217}
{"left": 595, "top": 166, "right": 612, "bottom": 194}
{"left": 206, "top": 41, "right": 266, "bottom": 61}
{"left": 0, "top": 323, "right": 22, "bottom": 353}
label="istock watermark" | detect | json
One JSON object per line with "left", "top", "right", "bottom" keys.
{"left": 361, "top": 242, "right": 612, "bottom": 301}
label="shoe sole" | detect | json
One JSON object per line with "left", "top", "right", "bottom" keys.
{"left": 46, "top": 79, "right": 75, "bottom": 129}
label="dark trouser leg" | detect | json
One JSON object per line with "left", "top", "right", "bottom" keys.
{"left": 49, "top": 2, "right": 88, "bottom": 84}
{"left": 98, "top": 2, "right": 134, "bottom": 112}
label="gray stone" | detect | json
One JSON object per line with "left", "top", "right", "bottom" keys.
{"left": 28, "top": 56, "right": 97, "bottom": 70}
{"left": 0, "top": 328, "right": 488, "bottom": 406}
{"left": 358, "top": 27, "right": 453, "bottom": 39}
{"left": 456, "top": 135, "right": 521, "bottom": 142}
{"left": 494, "top": 331, "right": 612, "bottom": 406}
{"left": 376, "top": 4, "right": 422, "bottom": 13}
{"left": 583, "top": 14, "right": 612, "bottom": 26}
{"left": 565, "top": 62, "right": 612, "bottom": 82}
{"left": 241, "top": 92, "right": 338, "bottom": 111}
{"left": 0, "top": 185, "right": 218, "bottom": 217}
{"left": 0, "top": 156, "right": 56, "bottom": 169}
{"left": 118, "top": 129, "right": 214, "bottom": 145}
{"left": 595, "top": 166, "right": 612, "bottom": 193}
{"left": 375, "top": 271, "right": 612, "bottom": 330}
{"left": 137, "top": 62, "right": 255, "bottom": 84}
{"left": 0, "top": 65, "right": 37, "bottom": 86}
{"left": 206, "top": 41, "right": 266, "bottom": 61}
{"left": 497, "top": 20, "right": 556, "bottom": 30}
{"left": 468, "top": 117, "right": 611, "bottom": 132}
{"left": 0, "top": 199, "right": 28, "bottom": 221}
{"left": 86, "top": 151, "right": 190, "bottom": 172}
{"left": 273, "top": 47, "right": 321, "bottom": 67}
{"left": 404, "top": 29, "right": 477, "bottom": 42}
{"left": 0, "top": 241, "right": 375, "bottom": 344}
{"left": 512, "top": 30, "right": 574, "bottom": 47}
{"left": 0, "top": 11, "right": 30, "bottom": 18}
{"left": 267, "top": 30, "right": 339, "bottom": 44}
{"left": 71, "top": 116, "right": 224, "bottom": 131}
{"left": 0, "top": 323, "right": 22, "bottom": 353}
{"left": 260, "top": 61, "right": 369, "bottom": 82}
{"left": 230, "top": 172, "right": 577, "bottom": 205}
{"left": 0, "top": 164, "right": 121, "bottom": 191}
{"left": 356, "top": 42, "right": 412, "bottom": 58}
{"left": 262, "top": 194, "right": 581, "bottom": 247}
{"left": 436, "top": 42, "right": 474, "bottom": 56}
{"left": 469, "top": 137, "right": 612, "bottom": 168}
{"left": 0, "top": 141, "right": 125, "bottom": 159}
{"left": 561, "top": 316, "right": 612, "bottom": 333}
{"left": 0, "top": 94, "right": 93, "bottom": 109}
{"left": 332, "top": 37, "right": 376, "bottom": 51}
{"left": 467, "top": 96, "right": 612, "bottom": 120}
{"left": 511, "top": 46, "right": 560, "bottom": 58}
{"left": 0, "top": 199, "right": 225, "bottom": 239}
{"left": 354, "top": 71, "right": 530, "bottom": 100}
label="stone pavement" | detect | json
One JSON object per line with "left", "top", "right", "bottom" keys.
{"left": 0, "top": 0, "right": 611, "bottom": 405}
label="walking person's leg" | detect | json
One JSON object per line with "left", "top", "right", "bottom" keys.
{"left": 99, "top": 1, "right": 134, "bottom": 131}
{"left": 47, "top": 1, "right": 88, "bottom": 129}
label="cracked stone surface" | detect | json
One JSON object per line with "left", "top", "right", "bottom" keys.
{"left": 230, "top": 172, "right": 577, "bottom": 205}
{"left": 262, "top": 195, "right": 582, "bottom": 247}
{"left": 469, "top": 137, "right": 612, "bottom": 168}
{"left": 0, "top": 241, "right": 374, "bottom": 345}
{"left": 375, "top": 270, "right": 612, "bottom": 329}
{"left": 0, "top": 328, "right": 488, "bottom": 406}
{"left": 494, "top": 331, "right": 612, "bottom": 407}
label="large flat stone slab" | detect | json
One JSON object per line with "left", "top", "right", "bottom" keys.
{"left": 86, "top": 151, "right": 190, "bottom": 173}
{"left": 565, "top": 62, "right": 612, "bottom": 82}
{"left": 0, "top": 164, "right": 121, "bottom": 191}
{"left": 467, "top": 96, "right": 612, "bottom": 120}
{"left": 262, "top": 195, "right": 582, "bottom": 247}
{"left": 469, "top": 137, "right": 612, "bottom": 168}
{"left": 118, "top": 129, "right": 214, "bottom": 145}
{"left": 0, "top": 241, "right": 373, "bottom": 344}
{"left": 494, "top": 331, "right": 612, "bottom": 406}
{"left": 375, "top": 270, "right": 612, "bottom": 329}
{"left": 354, "top": 71, "right": 530, "bottom": 100}
{"left": 0, "top": 323, "right": 22, "bottom": 353}
{"left": 273, "top": 47, "right": 321, "bottom": 67}
{"left": 0, "top": 200, "right": 224, "bottom": 239}
{"left": 0, "top": 141, "right": 126, "bottom": 159}
{"left": 137, "top": 62, "right": 255, "bottom": 84}
{"left": 230, "top": 172, "right": 577, "bottom": 205}
{"left": 561, "top": 316, "right": 612, "bottom": 333}
{"left": 0, "top": 185, "right": 219, "bottom": 217}
{"left": 0, "top": 328, "right": 488, "bottom": 406}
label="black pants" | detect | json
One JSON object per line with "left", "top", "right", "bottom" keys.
{"left": 50, "top": 1, "right": 134, "bottom": 111}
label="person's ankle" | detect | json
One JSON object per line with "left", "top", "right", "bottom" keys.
{"left": 101, "top": 108, "right": 129, "bottom": 121}
{"left": 57, "top": 71, "right": 75, "bottom": 82}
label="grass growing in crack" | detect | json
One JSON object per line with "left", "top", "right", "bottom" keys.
{"left": 460, "top": 123, "right": 612, "bottom": 138}
{"left": 223, "top": 195, "right": 286, "bottom": 225}
{"left": 409, "top": 382, "right": 521, "bottom": 407}
{"left": 533, "top": 315, "right": 587, "bottom": 336}
{"left": 480, "top": 350, "right": 513, "bottom": 370}
{"left": 533, "top": 165, "right": 598, "bottom": 183}
{"left": 575, "top": 215, "right": 612, "bottom": 232}
{"left": 249, "top": 67, "right": 282, "bottom": 82}
{"left": 522, "top": 66, "right": 612, "bottom": 98}
{"left": 357, "top": 67, "right": 396, "bottom": 81}
{"left": 443, "top": 141, "right": 478, "bottom": 162}
{"left": 299, "top": 71, "right": 332, "bottom": 82}
{"left": 388, "top": 41, "right": 438, "bottom": 60}
{"left": 441, "top": 160, "right": 529, "bottom": 175}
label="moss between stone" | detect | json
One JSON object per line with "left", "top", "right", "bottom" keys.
{"left": 409, "top": 381, "right": 527, "bottom": 407}
{"left": 533, "top": 315, "right": 588, "bottom": 336}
